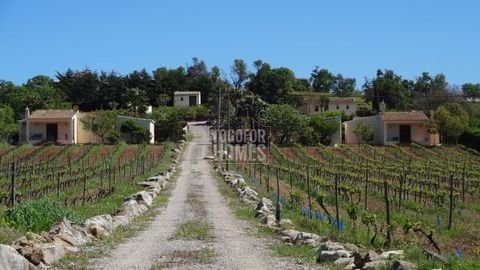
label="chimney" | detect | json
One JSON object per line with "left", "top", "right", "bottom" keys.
{"left": 25, "top": 107, "right": 30, "bottom": 118}
{"left": 379, "top": 100, "right": 386, "bottom": 113}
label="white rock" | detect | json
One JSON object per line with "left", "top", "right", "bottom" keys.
{"left": 260, "top": 214, "right": 277, "bottom": 227}
{"left": 363, "top": 260, "right": 389, "bottom": 269}
{"left": 119, "top": 199, "right": 148, "bottom": 218}
{"left": 318, "top": 241, "right": 345, "bottom": 251}
{"left": 130, "top": 191, "right": 153, "bottom": 207}
{"left": 40, "top": 237, "right": 65, "bottom": 265}
{"left": 48, "top": 218, "right": 90, "bottom": 249}
{"left": 334, "top": 257, "right": 354, "bottom": 267}
{"left": 281, "top": 229, "right": 301, "bottom": 241}
{"left": 318, "top": 250, "right": 351, "bottom": 262}
{"left": 85, "top": 215, "right": 114, "bottom": 238}
{"left": 0, "top": 244, "right": 37, "bottom": 270}
{"left": 381, "top": 250, "right": 404, "bottom": 259}
{"left": 112, "top": 215, "right": 130, "bottom": 229}
{"left": 392, "top": 260, "right": 417, "bottom": 270}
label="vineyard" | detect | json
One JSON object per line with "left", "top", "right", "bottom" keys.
{"left": 0, "top": 142, "right": 168, "bottom": 209}
{"left": 231, "top": 143, "right": 480, "bottom": 261}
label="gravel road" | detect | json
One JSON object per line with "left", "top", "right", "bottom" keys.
{"left": 92, "top": 123, "right": 321, "bottom": 270}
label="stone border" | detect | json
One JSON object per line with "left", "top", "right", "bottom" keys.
{"left": 0, "top": 141, "right": 186, "bottom": 270}
{"left": 212, "top": 162, "right": 417, "bottom": 270}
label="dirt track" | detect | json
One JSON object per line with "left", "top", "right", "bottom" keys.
{"left": 92, "top": 123, "right": 319, "bottom": 270}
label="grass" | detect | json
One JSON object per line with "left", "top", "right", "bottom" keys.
{"left": 150, "top": 247, "right": 216, "bottom": 269}
{"left": 50, "top": 164, "right": 180, "bottom": 270}
{"left": 173, "top": 221, "right": 213, "bottom": 240}
{"left": 172, "top": 190, "right": 213, "bottom": 241}
{"left": 271, "top": 244, "right": 317, "bottom": 264}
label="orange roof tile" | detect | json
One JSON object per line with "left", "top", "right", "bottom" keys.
{"left": 380, "top": 111, "right": 428, "bottom": 122}
{"left": 28, "top": 110, "right": 76, "bottom": 120}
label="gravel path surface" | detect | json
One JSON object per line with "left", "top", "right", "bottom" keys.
{"left": 92, "top": 123, "right": 322, "bottom": 270}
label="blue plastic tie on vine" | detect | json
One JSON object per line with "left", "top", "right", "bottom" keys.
{"left": 334, "top": 219, "right": 344, "bottom": 232}
{"left": 455, "top": 249, "right": 463, "bottom": 257}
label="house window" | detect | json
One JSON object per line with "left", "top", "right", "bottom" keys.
{"left": 336, "top": 105, "right": 339, "bottom": 110}
{"left": 346, "top": 105, "right": 349, "bottom": 110}
{"left": 180, "top": 97, "right": 184, "bottom": 101}
{"left": 314, "top": 106, "right": 319, "bottom": 112}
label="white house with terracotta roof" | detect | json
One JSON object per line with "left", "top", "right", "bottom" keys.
{"left": 344, "top": 111, "right": 438, "bottom": 145}
{"left": 18, "top": 108, "right": 155, "bottom": 145}
{"left": 173, "top": 91, "right": 201, "bottom": 107}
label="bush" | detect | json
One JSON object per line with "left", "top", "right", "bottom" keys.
{"left": 7, "top": 198, "right": 81, "bottom": 232}
{"left": 120, "top": 120, "right": 151, "bottom": 144}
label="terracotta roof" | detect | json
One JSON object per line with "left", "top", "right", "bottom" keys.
{"left": 174, "top": 91, "right": 201, "bottom": 95}
{"left": 380, "top": 111, "right": 428, "bottom": 122}
{"left": 329, "top": 97, "right": 356, "bottom": 104}
{"left": 28, "top": 110, "right": 76, "bottom": 120}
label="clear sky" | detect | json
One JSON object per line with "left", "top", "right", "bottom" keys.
{"left": 1, "top": 0, "right": 479, "bottom": 87}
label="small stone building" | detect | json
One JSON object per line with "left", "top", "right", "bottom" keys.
{"left": 173, "top": 91, "right": 201, "bottom": 107}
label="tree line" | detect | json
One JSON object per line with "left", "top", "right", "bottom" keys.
{"left": 0, "top": 57, "right": 479, "bottom": 146}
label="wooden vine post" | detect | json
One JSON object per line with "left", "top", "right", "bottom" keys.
{"left": 448, "top": 173, "right": 454, "bottom": 230}
{"left": 307, "top": 167, "right": 312, "bottom": 218}
{"left": 364, "top": 166, "right": 368, "bottom": 210}
{"left": 398, "top": 173, "right": 404, "bottom": 210}
{"left": 266, "top": 163, "right": 270, "bottom": 193}
{"left": 83, "top": 174, "right": 87, "bottom": 204}
{"left": 275, "top": 168, "right": 281, "bottom": 222}
{"left": 335, "top": 174, "right": 340, "bottom": 230}
{"left": 384, "top": 180, "right": 392, "bottom": 248}
{"left": 10, "top": 162, "right": 16, "bottom": 208}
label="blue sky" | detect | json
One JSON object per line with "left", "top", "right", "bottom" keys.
{"left": 0, "top": 0, "right": 479, "bottom": 87}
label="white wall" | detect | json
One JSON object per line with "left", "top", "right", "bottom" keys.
{"left": 328, "top": 102, "right": 356, "bottom": 116}
{"left": 173, "top": 93, "right": 201, "bottom": 107}
{"left": 344, "top": 115, "right": 381, "bottom": 145}
{"left": 27, "top": 120, "right": 74, "bottom": 144}
{"left": 382, "top": 121, "right": 429, "bottom": 145}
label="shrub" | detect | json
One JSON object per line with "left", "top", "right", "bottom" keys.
{"left": 7, "top": 198, "right": 81, "bottom": 232}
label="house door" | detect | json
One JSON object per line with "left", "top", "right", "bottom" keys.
{"left": 189, "top": 95, "right": 197, "bottom": 106}
{"left": 399, "top": 125, "right": 411, "bottom": 143}
{"left": 46, "top": 124, "right": 58, "bottom": 141}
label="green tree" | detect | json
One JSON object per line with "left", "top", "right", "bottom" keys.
{"left": 56, "top": 68, "right": 101, "bottom": 110}
{"left": 307, "top": 115, "right": 339, "bottom": 145}
{"left": 125, "top": 88, "right": 148, "bottom": 115}
{"left": 263, "top": 104, "right": 307, "bottom": 144}
{"left": 79, "top": 110, "right": 117, "bottom": 143}
{"left": 99, "top": 71, "right": 127, "bottom": 109}
{"left": 310, "top": 67, "right": 335, "bottom": 93}
{"left": 332, "top": 74, "right": 356, "bottom": 97}
{"left": 354, "top": 123, "right": 374, "bottom": 144}
{"left": 363, "top": 69, "right": 412, "bottom": 111}
{"left": 0, "top": 105, "right": 17, "bottom": 143}
{"left": 230, "top": 59, "right": 249, "bottom": 90}
{"left": 247, "top": 62, "right": 298, "bottom": 104}
{"left": 120, "top": 120, "right": 151, "bottom": 144}
{"left": 433, "top": 103, "right": 469, "bottom": 144}
{"left": 126, "top": 69, "right": 155, "bottom": 105}
{"left": 412, "top": 72, "right": 454, "bottom": 111}
{"left": 462, "top": 83, "right": 480, "bottom": 100}
{"left": 150, "top": 107, "right": 187, "bottom": 141}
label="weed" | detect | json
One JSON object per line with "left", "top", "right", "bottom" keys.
{"left": 173, "top": 221, "right": 213, "bottom": 240}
